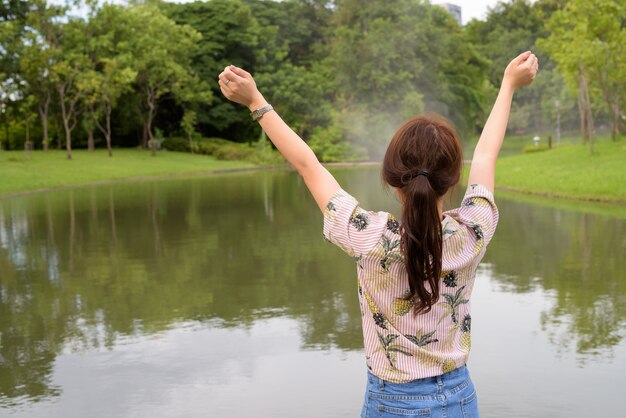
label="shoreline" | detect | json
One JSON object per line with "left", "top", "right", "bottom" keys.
{"left": 1, "top": 161, "right": 624, "bottom": 205}
{"left": 0, "top": 161, "right": 387, "bottom": 200}
{"left": 494, "top": 185, "right": 626, "bottom": 205}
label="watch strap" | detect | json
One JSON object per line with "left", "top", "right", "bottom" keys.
{"left": 250, "top": 104, "right": 273, "bottom": 121}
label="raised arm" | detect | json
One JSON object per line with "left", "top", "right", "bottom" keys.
{"left": 218, "top": 65, "right": 340, "bottom": 212}
{"left": 468, "top": 51, "right": 539, "bottom": 192}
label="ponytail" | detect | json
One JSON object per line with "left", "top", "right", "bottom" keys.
{"left": 382, "top": 114, "right": 463, "bottom": 315}
{"left": 401, "top": 175, "right": 442, "bottom": 314}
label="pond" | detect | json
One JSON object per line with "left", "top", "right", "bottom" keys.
{"left": 0, "top": 167, "right": 625, "bottom": 417}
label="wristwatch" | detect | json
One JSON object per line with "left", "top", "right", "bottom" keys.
{"left": 250, "top": 104, "right": 273, "bottom": 121}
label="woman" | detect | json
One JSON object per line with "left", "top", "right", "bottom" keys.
{"left": 218, "top": 51, "right": 538, "bottom": 417}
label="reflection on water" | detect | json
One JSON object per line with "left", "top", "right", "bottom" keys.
{"left": 485, "top": 199, "right": 626, "bottom": 361}
{"left": 0, "top": 167, "right": 625, "bottom": 417}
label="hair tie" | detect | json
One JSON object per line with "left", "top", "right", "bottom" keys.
{"left": 401, "top": 170, "right": 430, "bottom": 185}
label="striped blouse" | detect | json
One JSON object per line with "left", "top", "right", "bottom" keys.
{"left": 323, "top": 183, "right": 499, "bottom": 383}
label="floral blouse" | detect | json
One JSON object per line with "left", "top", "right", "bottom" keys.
{"left": 323, "top": 184, "right": 499, "bottom": 383}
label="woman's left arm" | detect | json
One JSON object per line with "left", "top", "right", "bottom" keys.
{"left": 218, "top": 65, "right": 340, "bottom": 212}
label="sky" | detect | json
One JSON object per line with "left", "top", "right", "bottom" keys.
{"left": 58, "top": 0, "right": 505, "bottom": 25}
{"left": 434, "top": 0, "right": 503, "bottom": 23}
{"left": 172, "top": 0, "right": 506, "bottom": 24}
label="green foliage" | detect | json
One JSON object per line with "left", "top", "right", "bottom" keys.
{"left": 211, "top": 142, "right": 256, "bottom": 162}
{"left": 162, "top": 136, "right": 191, "bottom": 153}
{"left": 192, "top": 137, "right": 232, "bottom": 155}
{"left": 539, "top": 0, "right": 626, "bottom": 141}
{"left": 163, "top": 0, "right": 264, "bottom": 139}
{"left": 256, "top": 62, "right": 334, "bottom": 137}
{"left": 330, "top": 0, "right": 488, "bottom": 157}
{"left": 1, "top": 0, "right": 624, "bottom": 163}
{"left": 465, "top": 0, "right": 575, "bottom": 136}
{"left": 308, "top": 112, "right": 369, "bottom": 162}
{"left": 169, "top": 136, "right": 284, "bottom": 165}
{"left": 1, "top": 117, "right": 26, "bottom": 149}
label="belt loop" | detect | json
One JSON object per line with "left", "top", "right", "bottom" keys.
{"left": 378, "top": 376, "right": 385, "bottom": 391}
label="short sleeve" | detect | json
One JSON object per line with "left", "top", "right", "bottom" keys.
{"left": 323, "top": 189, "right": 388, "bottom": 258}
{"left": 447, "top": 183, "right": 499, "bottom": 246}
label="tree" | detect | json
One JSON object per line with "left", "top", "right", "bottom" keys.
{"left": 126, "top": 4, "right": 201, "bottom": 155}
{"left": 80, "top": 3, "right": 137, "bottom": 157}
{"left": 540, "top": 0, "right": 626, "bottom": 146}
{"left": 19, "top": 93, "right": 36, "bottom": 149}
{"left": 95, "top": 60, "right": 136, "bottom": 156}
{"left": 330, "top": 0, "right": 487, "bottom": 158}
{"left": 466, "top": 0, "right": 569, "bottom": 137}
{"left": 181, "top": 110, "right": 196, "bottom": 153}
{"left": 163, "top": 0, "right": 264, "bottom": 141}
{"left": 0, "top": 0, "right": 29, "bottom": 22}
{"left": 51, "top": 17, "right": 89, "bottom": 160}
{"left": 256, "top": 62, "right": 334, "bottom": 138}
{"left": 20, "top": 0, "right": 65, "bottom": 151}
{"left": 0, "top": 2, "right": 27, "bottom": 149}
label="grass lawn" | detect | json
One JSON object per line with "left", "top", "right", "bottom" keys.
{"left": 492, "top": 137, "right": 626, "bottom": 202}
{"left": 0, "top": 149, "right": 255, "bottom": 197}
{"left": 463, "top": 132, "right": 581, "bottom": 158}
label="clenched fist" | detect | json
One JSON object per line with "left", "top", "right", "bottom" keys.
{"left": 218, "top": 65, "right": 267, "bottom": 111}
{"left": 503, "top": 51, "right": 539, "bottom": 90}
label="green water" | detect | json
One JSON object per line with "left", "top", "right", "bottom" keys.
{"left": 0, "top": 167, "right": 625, "bottom": 417}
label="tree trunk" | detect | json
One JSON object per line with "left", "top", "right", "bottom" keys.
{"left": 105, "top": 105, "right": 113, "bottom": 157}
{"left": 58, "top": 85, "right": 73, "bottom": 160}
{"left": 149, "top": 118, "right": 156, "bottom": 157}
{"left": 142, "top": 120, "right": 149, "bottom": 148}
{"left": 24, "top": 119, "right": 30, "bottom": 150}
{"left": 96, "top": 102, "right": 114, "bottom": 157}
{"left": 577, "top": 89, "right": 589, "bottom": 144}
{"left": 55, "top": 117, "right": 62, "bottom": 149}
{"left": 577, "top": 67, "right": 594, "bottom": 152}
{"left": 611, "top": 100, "right": 620, "bottom": 141}
{"left": 146, "top": 89, "right": 157, "bottom": 156}
{"left": 87, "top": 128, "right": 95, "bottom": 151}
{"left": 64, "top": 120, "right": 72, "bottom": 159}
{"left": 39, "top": 93, "right": 50, "bottom": 151}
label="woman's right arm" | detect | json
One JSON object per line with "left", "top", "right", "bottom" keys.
{"left": 467, "top": 51, "right": 539, "bottom": 192}
{"left": 218, "top": 65, "right": 341, "bottom": 213}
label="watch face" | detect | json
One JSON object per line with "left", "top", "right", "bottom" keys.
{"left": 251, "top": 105, "right": 272, "bottom": 121}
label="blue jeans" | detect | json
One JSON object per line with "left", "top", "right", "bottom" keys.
{"left": 361, "top": 366, "right": 480, "bottom": 418}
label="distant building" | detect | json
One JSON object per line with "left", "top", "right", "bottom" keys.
{"left": 438, "top": 3, "right": 462, "bottom": 25}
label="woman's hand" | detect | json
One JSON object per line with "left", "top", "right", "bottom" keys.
{"left": 218, "top": 65, "right": 267, "bottom": 111}
{"left": 502, "top": 51, "right": 538, "bottom": 90}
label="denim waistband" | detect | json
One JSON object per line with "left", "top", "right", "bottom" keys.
{"left": 367, "top": 364, "right": 468, "bottom": 386}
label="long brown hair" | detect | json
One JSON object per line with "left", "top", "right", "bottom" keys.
{"left": 382, "top": 114, "right": 463, "bottom": 315}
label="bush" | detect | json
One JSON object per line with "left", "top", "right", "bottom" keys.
{"left": 192, "top": 137, "right": 233, "bottom": 155}
{"left": 523, "top": 144, "right": 551, "bottom": 154}
{"left": 188, "top": 136, "right": 283, "bottom": 165}
{"left": 162, "top": 137, "right": 191, "bottom": 152}
{"left": 249, "top": 138, "right": 284, "bottom": 165}
{"left": 212, "top": 142, "right": 257, "bottom": 161}
{"left": 309, "top": 122, "right": 368, "bottom": 162}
